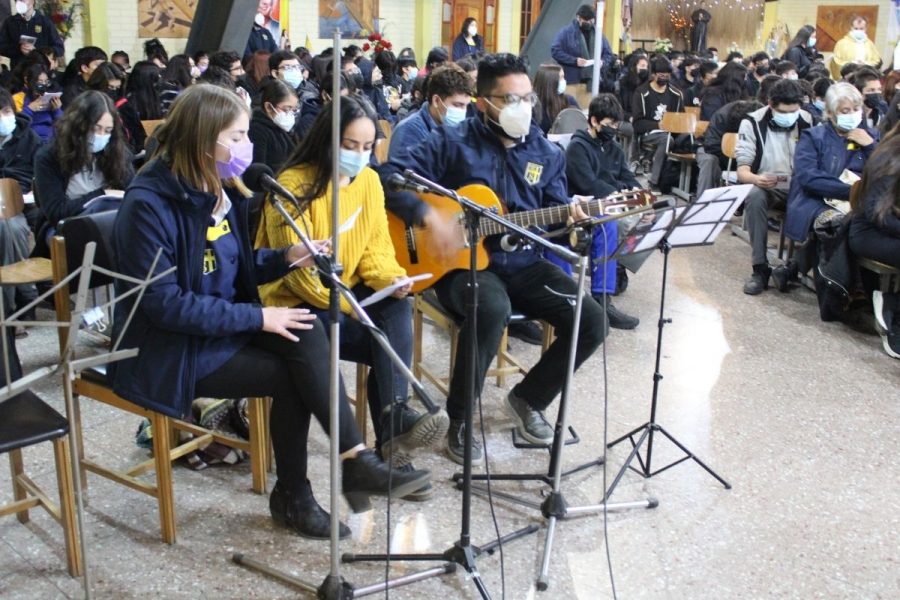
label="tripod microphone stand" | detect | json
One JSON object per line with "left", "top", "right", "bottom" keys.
{"left": 603, "top": 186, "right": 749, "bottom": 501}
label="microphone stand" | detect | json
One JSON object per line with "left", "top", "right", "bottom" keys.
{"left": 232, "top": 30, "right": 448, "bottom": 599}
{"left": 343, "top": 171, "right": 600, "bottom": 598}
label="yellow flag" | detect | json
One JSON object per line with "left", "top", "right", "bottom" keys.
{"left": 305, "top": 34, "right": 312, "bottom": 50}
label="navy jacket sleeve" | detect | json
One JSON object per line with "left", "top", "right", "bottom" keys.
{"left": 115, "top": 191, "right": 264, "bottom": 337}
{"left": 614, "top": 146, "right": 641, "bottom": 189}
{"left": 0, "top": 17, "right": 18, "bottom": 59}
{"left": 451, "top": 36, "right": 468, "bottom": 61}
{"left": 33, "top": 145, "right": 105, "bottom": 226}
{"left": 380, "top": 127, "right": 450, "bottom": 227}
{"left": 551, "top": 26, "right": 579, "bottom": 67}
{"left": 253, "top": 247, "right": 291, "bottom": 285}
{"left": 793, "top": 130, "right": 853, "bottom": 200}
{"left": 565, "top": 140, "right": 617, "bottom": 198}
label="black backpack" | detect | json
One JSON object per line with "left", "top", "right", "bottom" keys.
{"left": 813, "top": 213, "right": 856, "bottom": 322}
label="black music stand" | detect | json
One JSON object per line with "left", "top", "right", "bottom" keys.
{"left": 604, "top": 185, "right": 752, "bottom": 500}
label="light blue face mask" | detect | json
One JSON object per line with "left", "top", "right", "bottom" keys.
{"left": 90, "top": 133, "right": 111, "bottom": 153}
{"left": 771, "top": 110, "right": 799, "bottom": 128}
{"left": 407, "top": 68, "right": 418, "bottom": 81}
{"left": 338, "top": 148, "right": 371, "bottom": 178}
{"left": 835, "top": 110, "right": 862, "bottom": 131}
{"left": 283, "top": 68, "right": 303, "bottom": 89}
{"left": 439, "top": 98, "right": 467, "bottom": 127}
{"left": 813, "top": 99, "right": 825, "bottom": 111}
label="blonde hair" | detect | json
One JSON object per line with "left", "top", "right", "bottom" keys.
{"left": 151, "top": 84, "right": 251, "bottom": 200}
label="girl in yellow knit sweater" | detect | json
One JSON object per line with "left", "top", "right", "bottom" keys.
{"left": 256, "top": 97, "right": 448, "bottom": 495}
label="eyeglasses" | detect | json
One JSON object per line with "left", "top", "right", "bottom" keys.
{"left": 486, "top": 92, "right": 539, "bottom": 107}
{"left": 230, "top": 65, "right": 244, "bottom": 74}
{"left": 276, "top": 106, "right": 301, "bottom": 116}
{"left": 280, "top": 65, "right": 302, "bottom": 72}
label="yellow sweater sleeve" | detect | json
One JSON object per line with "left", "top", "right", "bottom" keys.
{"left": 356, "top": 170, "right": 406, "bottom": 290}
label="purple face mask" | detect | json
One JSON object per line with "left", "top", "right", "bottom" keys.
{"left": 216, "top": 140, "right": 253, "bottom": 178}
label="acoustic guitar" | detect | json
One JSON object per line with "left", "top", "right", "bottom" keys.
{"left": 388, "top": 184, "right": 654, "bottom": 292}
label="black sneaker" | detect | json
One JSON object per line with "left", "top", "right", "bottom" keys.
{"left": 767, "top": 217, "right": 781, "bottom": 232}
{"left": 380, "top": 402, "right": 450, "bottom": 468}
{"left": 446, "top": 418, "right": 484, "bottom": 466}
{"left": 507, "top": 320, "right": 543, "bottom": 345}
{"left": 883, "top": 327, "right": 900, "bottom": 359}
{"left": 270, "top": 480, "right": 350, "bottom": 540}
{"left": 397, "top": 463, "right": 434, "bottom": 501}
{"left": 594, "top": 295, "right": 639, "bottom": 330}
{"left": 505, "top": 389, "right": 554, "bottom": 445}
{"left": 743, "top": 264, "right": 772, "bottom": 296}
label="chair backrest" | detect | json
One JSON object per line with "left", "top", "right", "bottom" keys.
{"left": 51, "top": 210, "right": 118, "bottom": 292}
{"left": 141, "top": 119, "right": 164, "bottom": 137}
{"left": 694, "top": 120, "right": 709, "bottom": 138}
{"left": 0, "top": 178, "right": 25, "bottom": 220}
{"left": 660, "top": 111, "right": 697, "bottom": 135}
{"left": 550, "top": 107, "right": 589, "bottom": 134}
{"left": 378, "top": 118, "right": 393, "bottom": 138}
{"left": 848, "top": 180, "right": 861, "bottom": 213}
{"left": 375, "top": 119, "right": 393, "bottom": 164}
{"left": 685, "top": 106, "right": 700, "bottom": 118}
{"left": 721, "top": 132, "right": 738, "bottom": 159}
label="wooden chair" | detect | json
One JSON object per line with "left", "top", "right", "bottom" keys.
{"left": 50, "top": 210, "right": 269, "bottom": 544}
{"left": 660, "top": 111, "right": 699, "bottom": 202}
{"left": 374, "top": 119, "right": 393, "bottom": 164}
{"left": 0, "top": 286, "right": 81, "bottom": 577}
{"left": 720, "top": 132, "right": 739, "bottom": 186}
{"left": 141, "top": 119, "right": 164, "bottom": 138}
{"left": 684, "top": 106, "right": 701, "bottom": 118}
{"left": 412, "top": 290, "right": 553, "bottom": 397}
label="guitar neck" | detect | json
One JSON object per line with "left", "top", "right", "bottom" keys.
{"left": 476, "top": 193, "right": 639, "bottom": 238}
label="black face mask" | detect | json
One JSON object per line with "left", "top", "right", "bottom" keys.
{"left": 106, "top": 88, "right": 121, "bottom": 101}
{"left": 637, "top": 69, "right": 649, "bottom": 82}
{"left": 655, "top": 76, "right": 670, "bottom": 85}
{"left": 864, "top": 93, "right": 882, "bottom": 109}
{"left": 580, "top": 22, "right": 593, "bottom": 32}
{"left": 596, "top": 124, "right": 617, "bottom": 142}
{"left": 33, "top": 83, "right": 47, "bottom": 95}
{"left": 755, "top": 66, "right": 769, "bottom": 76}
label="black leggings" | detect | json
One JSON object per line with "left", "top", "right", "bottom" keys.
{"left": 195, "top": 321, "right": 362, "bottom": 491}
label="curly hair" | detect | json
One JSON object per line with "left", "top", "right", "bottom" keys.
{"left": 52, "top": 90, "right": 132, "bottom": 189}
{"left": 426, "top": 63, "right": 473, "bottom": 101}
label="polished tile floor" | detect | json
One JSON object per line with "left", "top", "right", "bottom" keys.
{"left": 1, "top": 228, "right": 898, "bottom": 599}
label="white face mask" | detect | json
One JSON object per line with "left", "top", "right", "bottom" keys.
{"left": 468, "top": 26, "right": 477, "bottom": 37}
{"left": 490, "top": 99, "right": 532, "bottom": 139}
{"left": 557, "top": 79, "right": 567, "bottom": 95}
{"left": 272, "top": 108, "right": 296, "bottom": 132}
{"left": 255, "top": 13, "right": 265, "bottom": 27}
{"left": 190, "top": 66, "right": 201, "bottom": 79}
{"left": 0, "top": 114, "right": 16, "bottom": 137}
{"left": 15, "top": 2, "right": 27, "bottom": 16}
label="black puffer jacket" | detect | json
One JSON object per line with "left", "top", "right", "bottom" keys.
{"left": 248, "top": 108, "right": 298, "bottom": 172}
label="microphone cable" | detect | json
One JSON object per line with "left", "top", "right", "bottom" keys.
{"left": 597, "top": 224, "right": 618, "bottom": 600}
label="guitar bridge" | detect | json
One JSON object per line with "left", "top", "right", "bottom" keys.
{"left": 406, "top": 227, "right": 419, "bottom": 264}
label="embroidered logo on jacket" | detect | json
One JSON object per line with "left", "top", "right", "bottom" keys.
{"left": 524, "top": 162, "right": 543, "bottom": 185}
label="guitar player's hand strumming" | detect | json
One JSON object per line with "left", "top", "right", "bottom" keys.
{"left": 423, "top": 208, "right": 461, "bottom": 259}
{"left": 570, "top": 195, "right": 593, "bottom": 222}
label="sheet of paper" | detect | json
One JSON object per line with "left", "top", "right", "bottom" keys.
{"left": 359, "top": 273, "right": 433, "bottom": 307}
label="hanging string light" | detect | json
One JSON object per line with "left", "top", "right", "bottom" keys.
{"left": 635, "top": 0, "right": 764, "bottom": 12}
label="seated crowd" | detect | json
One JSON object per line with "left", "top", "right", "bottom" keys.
{"left": 0, "top": 2, "right": 898, "bottom": 543}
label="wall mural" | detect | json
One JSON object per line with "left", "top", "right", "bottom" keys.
{"left": 319, "top": 0, "right": 379, "bottom": 39}
{"left": 815, "top": 5, "right": 879, "bottom": 53}
{"left": 139, "top": 0, "right": 197, "bottom": 38}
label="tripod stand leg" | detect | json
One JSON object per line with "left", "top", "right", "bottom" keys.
{"left": 604, "top": 425, "right": 651, "bottom": 501}
{"left": 535, "top": 515, "right": 558, "bottom": 591}
{"left": 654, "top": 425, "right": 731, "bottom": 489}
{"left": 232, "top": 553, "right": 319, "bottom": 594}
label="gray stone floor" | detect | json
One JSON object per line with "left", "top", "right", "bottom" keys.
{"left": 1, "top": 229, "right": 898, "bottom": 599}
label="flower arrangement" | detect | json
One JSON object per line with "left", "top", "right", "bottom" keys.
{"left": 362, "top": 32, "right": 393, "bottom": 55}
{"left": 38, "top": 0, "right": 83, "bottom": 40}
{"left": 654, "top": 38, "right": 673, "bottom": 54}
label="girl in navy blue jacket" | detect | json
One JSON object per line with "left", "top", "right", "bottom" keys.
{"left": 111, "top": 84, "right": 429, "bottom": 540}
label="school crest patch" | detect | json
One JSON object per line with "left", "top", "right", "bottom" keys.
{"left": 34, "top": 25, "right": 42, "bottom": 33}
{"left": 524, "top": 162, "right": 543, "bottom": 185}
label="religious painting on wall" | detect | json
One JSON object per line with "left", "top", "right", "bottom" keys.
{"left": 256, "top": 0, "right": 284, "bottom": 42}
{"left": 139, "top": 0, "right": 198, "bottom": 38}
{"left": 815, "top": 5, "right": 879, "bottom": 53}
{"left": 319, "top": 0, "right": 379, "bottom": 39}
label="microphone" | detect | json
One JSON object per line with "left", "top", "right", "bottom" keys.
{"left": 242, "top": 163, "right": 302, "bottom": 209}
{"left": 385, "top": 172, "right": 430, "bottom": 194}
{"left": 500, "top": 233, "right": 530, "bottom": 252}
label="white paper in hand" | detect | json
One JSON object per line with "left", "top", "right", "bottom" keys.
{"left": 359, "top": 273, "right": 433, "bottom": 307}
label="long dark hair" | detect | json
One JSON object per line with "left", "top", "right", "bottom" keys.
{"left": 53, "top": 91, "right": 131, "bottom": 188}
{"left": 856, "top": 125, "right": 900, "bottom": 226}
{"left": 460, "top": 17, "right": 478, "bottom": 38}
{"left": 126, "top": 61, "right": 163, "bottom": 120}
{"left": 622, "top": 53, "right": 650, "bottom": 88}
{"left": 161, "top": 54, "right": 192, "bottom": 90}
{"left": 700, "top": 61, "right": 748, "bottom": 105}
{"left": 785, "top": 25, "right": 815, "bottom": 54}
{"left": 86, "top": 61, "right": 125, "bottom": 93}
{"left": 533, "top": 63, "right": 566, "bottom": 125}
{"left": 280, "top": 95, "right": 377, "bottom": 203}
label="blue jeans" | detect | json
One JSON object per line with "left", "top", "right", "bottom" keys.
{"left": 306, "top": 284, "right": 413, "bottom": 447}
{"left": 545, "top": 220, "right": 619, "bottom": 295}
